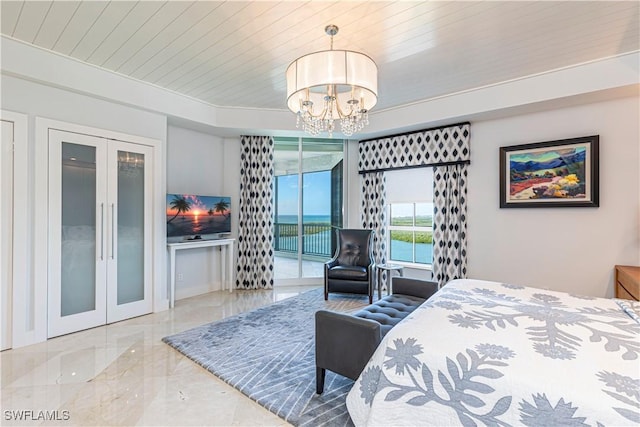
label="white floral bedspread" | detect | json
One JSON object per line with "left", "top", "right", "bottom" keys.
{"left": 346, "top": 279, "right": 640, "bottom": 426}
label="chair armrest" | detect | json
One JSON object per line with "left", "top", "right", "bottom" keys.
{"left": 392, "top": 277, "right": 439, "bottom": 300}
{"left": 315, "top": 310, "right": 381, "bottom": 381}
{"left": 325, "top": 258, "right": 339, "bottom": 270}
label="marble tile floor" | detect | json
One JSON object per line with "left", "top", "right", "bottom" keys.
{"left": 1, "top": 285, "right": 320, "bottom": 426}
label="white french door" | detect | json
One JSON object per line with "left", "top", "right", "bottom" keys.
{"left": 48, "top": 130, "right": 152, "bottom": 337}
{"left": 48, "top": 131, "right": 106, "bottom": 336}
{"left": 107, "top": 140, "right": 153, "bottom": 323}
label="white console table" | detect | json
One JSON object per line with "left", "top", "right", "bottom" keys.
{"left": 167, "top": 238, "right": 235, "bottom": 308}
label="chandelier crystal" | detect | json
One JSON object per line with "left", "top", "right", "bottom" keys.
{"left": 118, "top": 152, "right": 144, "bottom": 177}
{"left": 286, "top": 25, "right": 378, "bottom": 137}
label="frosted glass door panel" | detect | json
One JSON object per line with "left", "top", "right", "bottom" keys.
{"left": 48, "top": 129, "right": 107, "bottom": 339}
{"left": 116, "top": 151, "right": 144, "bottom": 305}
{"left": 61, "top": 142, "right": 97, "bottom": 316}
{"left": 106, "top": 141, "right": 152, "bottom": 323}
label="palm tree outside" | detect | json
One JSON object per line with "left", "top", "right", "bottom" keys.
{"left": 167, "top": 196, "right": 191, "bottom": 223}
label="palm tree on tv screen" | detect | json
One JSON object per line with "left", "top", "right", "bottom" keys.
{"left": 214, "top": 200, "right": 230, "bottom": 218}
{"left": 167, "top": 196, "right": 191, "bottom": 223}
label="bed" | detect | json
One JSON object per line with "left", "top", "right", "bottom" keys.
{"left": 346, "top": 279, "right": 640, "bottom": 426}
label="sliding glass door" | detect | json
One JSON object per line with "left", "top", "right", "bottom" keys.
{"left": 273, "top": 137, "right": 344, "bottom": 283}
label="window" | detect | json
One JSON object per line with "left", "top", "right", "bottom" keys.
{"left": 388, "top": 202, "right": 433, "bottom": 266}
{"left": 272, "top": 137, "right": 344, "bottom": 281}
{"left": 385, "top": 167, "right": 434, "bottom": 267}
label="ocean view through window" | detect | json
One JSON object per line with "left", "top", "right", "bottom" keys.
{"left": 273, "top": 137, "right": 344, "bottom": 281}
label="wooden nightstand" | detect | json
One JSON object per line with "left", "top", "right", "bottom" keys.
{"left": 615, "top": 265, "right": 640, "bottom": 301}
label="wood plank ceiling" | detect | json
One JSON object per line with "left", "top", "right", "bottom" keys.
{"left": 1, "top": 1, "right": 638, "bottom": 112}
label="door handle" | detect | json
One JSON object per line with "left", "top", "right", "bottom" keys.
{"left": 111, "top": 203, "right": 115, "bottom": 259}
{"left": 100, "top": 203, "right": 104, "bottom": 260}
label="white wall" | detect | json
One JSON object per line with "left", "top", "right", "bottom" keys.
{"left": 346, "top": 139, "right": 361, "bottom": 229}
{"left": 223, "top": 137, "right": 241, "bottom": 242}
{"left": 345, "top": 96, "right": 639, "bottom": 293}
{"left": 2, "top": 75, "right": 167, "bottom": 142}
{"left": 165, "top": 128, "right": 243, "bottom": 300}
{"left": 167, "top": 126, "right": 225, "bottom": 195}
{"left": 166, "top": 125, "right": 229, "bottom": 300}
{"left": 467, "top": 96, "right": 639, "bottom": 297}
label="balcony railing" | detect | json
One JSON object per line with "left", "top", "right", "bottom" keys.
{"left": 274, "top": 223, "right": 333, "bottom": 257}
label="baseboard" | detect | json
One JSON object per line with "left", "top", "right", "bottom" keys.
{"left": 175, "top": 282, "right": 223, "bottom": 301}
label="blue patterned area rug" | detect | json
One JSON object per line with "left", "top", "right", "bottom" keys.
{"left": 162, "top": 288, "right": 370, "bottom": 426}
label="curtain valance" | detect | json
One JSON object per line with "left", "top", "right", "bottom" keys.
{"left": 358, "top": 122, "right": 470, "bottom": 174}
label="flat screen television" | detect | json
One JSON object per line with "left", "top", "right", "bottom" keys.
{"left": 166, "top": 194, "right": 231, "bottom": 241}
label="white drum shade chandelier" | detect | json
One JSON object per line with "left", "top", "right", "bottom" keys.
{"left": 286, "top": 25, "right": 378, "bottom": 137}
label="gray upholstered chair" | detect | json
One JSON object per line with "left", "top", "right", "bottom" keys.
{"left": 324, "top": 229, "right": 375, "bottom": 304}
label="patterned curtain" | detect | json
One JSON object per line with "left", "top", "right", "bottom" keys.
{"left": 360, "top": 172, "right": 387, "bottom": 288}
{"left": 432, "top": 164, "right": 468, "bottom": 288}
{"left": 358, "top": 123, "right": 470, "bottom": 173}
{"left": 358, "top": 123, "right": 471, "bottom": 289}
{"left": 236, "top": 136, "right": 274, "bottom": 289}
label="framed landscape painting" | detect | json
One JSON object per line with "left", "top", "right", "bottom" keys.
{"left": 500, "top": 135, "right": 599, "bottom": 208}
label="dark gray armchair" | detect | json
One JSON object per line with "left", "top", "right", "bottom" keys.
{"left": 324, "top": 229, "right": 375, "bottom": 304}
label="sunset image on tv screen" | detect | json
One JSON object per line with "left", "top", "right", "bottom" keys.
{"left": 166, "top": 194, "right": 231, "bottom": 238}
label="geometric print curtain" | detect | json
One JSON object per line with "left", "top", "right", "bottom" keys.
{"left": 360, "top": 171, "right": 387, "bottom": 289}
{"left": 358, "top": 123, "right": 470, "bottom": 173}
{"left": 432, "top": 164, "right": 469, "bottom": 288}
{"left": 358, "top": 122, "right": 471, "bottom": 289}
{"left": 235, "top": 135, "right": 275, "bottom": 289}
